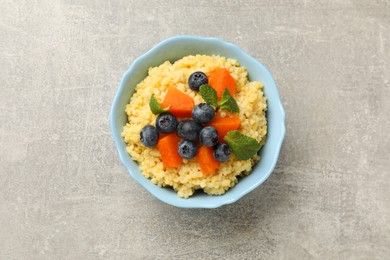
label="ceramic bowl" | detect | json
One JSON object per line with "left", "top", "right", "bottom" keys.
{"left": 110, "top": 36, "right": 285, "bottom": 208}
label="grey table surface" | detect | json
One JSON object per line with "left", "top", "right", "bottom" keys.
{"left": 1, "top": 0, "right": 390, "bottom": 259}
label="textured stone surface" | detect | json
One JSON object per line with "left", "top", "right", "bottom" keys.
{"left": 1, "top": 0, "right": 389, "bottom": 259}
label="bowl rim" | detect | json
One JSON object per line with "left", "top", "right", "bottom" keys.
{"left": 110, "top": 35, "right": 285, "bottom": 208}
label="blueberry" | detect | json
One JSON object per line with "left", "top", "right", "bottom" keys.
{"left": 213, "top": 143, "right": 231, "bottom": 162}
{"left": 140, "top": 125, "right": 159, "bottom": 148}
{"left": 188, "top": 71, "right": 208, "bottom": 91}
{"left": 199, "top": 126, "right": 218, "bottom": 147}
{"left": 192, "top": 103, "right": 215, "bottom": 124}
{"left": 156, "top": 112, "right": 178, "bottom": 133}
{"left": 177, "top": 120, "right": 203, "bottom": 141}
{"left": 178, "top": 140, "right": 198, "bottom": 159}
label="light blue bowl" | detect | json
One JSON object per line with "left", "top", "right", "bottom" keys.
{"left": 110, "top": 36, "right": 285, "bottom": 208}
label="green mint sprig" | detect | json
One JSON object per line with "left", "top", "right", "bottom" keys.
{"left": 219, "top": 88, "right": 239, "bottom": 112}
{"left": 199, "top": 84, "right": 239, "bottom": 112}
{"left": 149, "top": 94, "right": 170, "bottom": 115}
{"left": 199, "top": 84, "right": 218, "bottom": 107}
{"left": 224, "top": 130, "right": 261, "bottom": 160}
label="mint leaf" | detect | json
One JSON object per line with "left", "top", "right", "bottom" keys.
{"left": 219, "top": 88, "right": 239, "bottom": 112}
{"left": 149, "top": 94, "right": 170, "bottom": 114}
{"left": 224, "top": 130, "right": 261, "bottom": 160}
{"left": 199, "top": 84, "right": 218, "bottom": 108}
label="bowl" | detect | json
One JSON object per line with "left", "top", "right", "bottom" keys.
{"left": 110, "top": 36, "right": 285, "bottom": 208}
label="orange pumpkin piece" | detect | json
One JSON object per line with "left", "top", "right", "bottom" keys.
{"left": 157, "top": 133, "right": 182, "bottom": 168}
{"left": 161, "top": 87, "right": 195, "bottom": 118}
{"left": 196, "top": 146, "right": 219, "bottom": 175}
{"left": 208, "top": 68, "right": 236, "bottom": 99}
{"left": 207, "top": 116, "right": 241, "bottom": 141}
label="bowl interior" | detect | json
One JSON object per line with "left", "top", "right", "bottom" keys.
{"left": 111, "top": 36, "right": 285, "bottom": 208}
